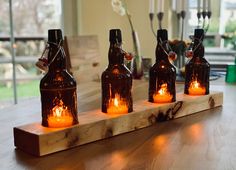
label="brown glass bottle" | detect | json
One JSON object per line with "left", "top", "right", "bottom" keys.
{"left": 184, "top": 29, "right": 210, "bottom": 95}
{"left": 40, "top": 29, "right": 78, "bottom": 128}
{"left": 149, "top": 29, "right": 176, "bottom": 103}
{"left": 101, "top": 29, "right": 133, "bottom": 114}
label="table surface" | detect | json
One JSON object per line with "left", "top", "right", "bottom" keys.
{"left": 0, "top": 80, "right": 235, "bottom": 170}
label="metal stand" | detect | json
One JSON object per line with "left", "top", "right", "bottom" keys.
{"left": 149, "top": 12, "right": 164, "bottom": 38}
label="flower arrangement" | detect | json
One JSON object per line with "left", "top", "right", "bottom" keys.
{"left": 168, "top": 39, "right": 188, "bottom": 78}
{"left": 169, "top": 40, "right": 187, "bottom": 59}
{"left": 111, "top": 0, "right": 143, "bottom": 79}
{"left": 111, "top": 0, "right": 134, "bottom": 36}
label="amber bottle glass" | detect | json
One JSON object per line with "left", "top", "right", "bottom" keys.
{"left": 40, "top": 29, "right": 78, "bottom": 128}
{"left": 149, "top": 29, "right": 176, "bottom": 103}
{"left": 184, "top": 29, "right": 210, "bottom": 95}
{"left": 101, "top": 29, "right": 133, "bottom": 114}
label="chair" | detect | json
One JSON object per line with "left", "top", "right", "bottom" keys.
{"left": 64, "top": 35, "right": 101, "bottom": 83}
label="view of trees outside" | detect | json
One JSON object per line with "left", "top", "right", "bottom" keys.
{"left": 223, "top": 0, "right": 236, "bottom": 49}
{"left": 0, "top": 0, "right": 61, "bottom": 36}
{"left": 188, "top": 0, "right": 236, "bottom": 48}
{"left": 0, "top": 0, "right": 61, "bottom": 105}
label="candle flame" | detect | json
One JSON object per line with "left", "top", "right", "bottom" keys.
{"left": 188, "top": 79, "right": 206, "bottom": 95}
{"left": 54, "top": 106, "right": 63, "bottom": 117}
{"left": 191, "top": 80, "right": 200, "bottom": 89}
{"left": 107, "top": 93, "right": 128, "bottom": 114}
{"left": 153, "top": 83, "right": 173, "bottom": 103}
{"left": 48, "top": 99, "right": 73, "bottom": 128}
{"left": 158, "top": 83, "right": 168, "bottom": 95}
{"left": 52, "top": 99, "right": 68, "bottom": 117}
{"left": 114, "top": 97, "right": 119, "bottom": 107}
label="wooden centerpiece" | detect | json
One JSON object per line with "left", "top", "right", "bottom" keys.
{"left": 14, "top": 91, "right": 223, "bottom": 156}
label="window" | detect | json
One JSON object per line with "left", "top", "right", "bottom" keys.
{"left": 185, "top": 0, "right": 236, "bottom": 72}
{"left": 0, "top": 0, "right": 62, "bottom": 106}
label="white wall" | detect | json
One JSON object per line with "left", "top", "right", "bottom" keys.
{"left": 63, "top": 0, "right": 172, "bottom": 69}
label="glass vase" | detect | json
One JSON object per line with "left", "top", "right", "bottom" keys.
{"left": 130, "top": 31, "right": 143, "bottom": 79}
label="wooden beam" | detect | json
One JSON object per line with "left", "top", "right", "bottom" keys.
{"left": 14, "top": 91, "right": 223, "bottom": 156}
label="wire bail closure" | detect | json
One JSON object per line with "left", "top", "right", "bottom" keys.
{"left": 35, "top": 40, "right": 62, "bottom": 72}
{"left": 159, "top": 39, "right": 177, "bottom": 61}
{"left": 185, "top": 36, "right": 204, "bottom": 59}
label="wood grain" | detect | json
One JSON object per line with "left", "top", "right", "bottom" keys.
{"left": 66, "top": 35, "right": 101, "bottom": 83}
{"left": 14, "top": 91, "right": 223, "bottom": 156}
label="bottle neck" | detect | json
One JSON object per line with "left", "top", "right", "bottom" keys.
{"left": 193, "top": 40, "right": 204, "bottom": 58}
{"left": 48, "top": 43, "right": 67, "bottom": 72}
{"left": 155, "top": 40, "right": 169, "bottom": 62}
{"left": 108, "top": 43, "right": 124, "bottom": 65}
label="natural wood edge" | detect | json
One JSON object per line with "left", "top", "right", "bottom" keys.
{"left": 14, "top": 91, "right": 223, "bottom": 156}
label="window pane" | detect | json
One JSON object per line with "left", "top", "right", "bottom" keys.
{"left": 0, "top": 0, "right": 13, "bottom": 107}
{"left": 13, "top": 0, "right": 62, "bottom": 100}
{"left": 12, "top": 0, "right": 61, "bottom": 36}
{"left": 0, "top": 0, "right": 62, "bottom": 107}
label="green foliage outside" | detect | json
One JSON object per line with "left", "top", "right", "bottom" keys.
{"left": 224, "top": 19, "right": 236, "bottom": 50}
{"left": 0, "top": 80, "right": 40, "bottom": 100}
{"left": 204, "top": 19, "right": 219, "bottom": 47}
{"left": 0, "top": 0, "right": 61, "bottom": 103}
{"left": 204, "top": 39, "right": 215, "bottom": 47}
{"left": 203, "top": 18, "right": 236, "bottom": 49}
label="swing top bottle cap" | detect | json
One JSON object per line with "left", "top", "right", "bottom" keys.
{"left": 194, "top": 29, "right": 204, "bottom": 40}
{"left": 157, "top": 29, "right": 168, "bottom": 41}
{"left": 109, "top": 29, "right": 122, "bottom": 43}
{"left": 48, "top": 29, "right": 63, "bottom": 44}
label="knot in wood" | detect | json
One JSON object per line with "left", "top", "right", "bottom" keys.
{"left": 148, "top": 114, "right": 157, "bottom": 124}
{"left": 208, "top": 97, "right": 215, "bottom": 108}
{"left": 105, "top": 128, "right": 113, "bottom": 138}
{"left": 172, "top": 101, "right": 183, "bottom": 116}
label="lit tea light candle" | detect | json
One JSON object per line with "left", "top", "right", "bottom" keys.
{"left": 48, "top": 100, "right": 73, "bottom": 128}
{"left": 107, "top": 94, "right": 128, "bottom": 114}
{"left": 188, "top": 80, "right": 206, "bottom": 95}
{"left": 153, "top": 83, "right": 173, "bottom": 103}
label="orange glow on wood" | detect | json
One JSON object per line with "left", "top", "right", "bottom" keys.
{"left": 188, "top": 80, "right": 206, "bottom": 95}
{"left": 107, "top": 93, "right": 128, "bottom": 114}
{"left": 154, "top": 135, "right": 168, "bottom": 150}
{"left": 153, "top": 83, "right": 173, "bottom": 103}
{"left": 47, "top": 100, "right": 73, "bottom": 128}
{"left": 187, "top": 124, "right": 203, "bottom": 142}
